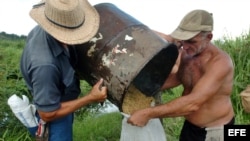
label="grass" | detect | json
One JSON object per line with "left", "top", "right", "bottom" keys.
{"left": 74, "top": 112, "right": 122, "bottom": 141}
{"left": 1, "top": 30, "right": 250, "bottom": 140}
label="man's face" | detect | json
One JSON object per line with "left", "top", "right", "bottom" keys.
{"left": 181, "top": 32, "right": 209, "bottom": 56}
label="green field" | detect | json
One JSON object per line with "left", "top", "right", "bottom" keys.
{"left": 0, "top": 31, "right": 249, "bottom": 141}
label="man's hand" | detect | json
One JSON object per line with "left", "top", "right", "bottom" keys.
{"left": 89, "top": 78, "right": 107, "bottom": 103}
{"left": 127, "top": 108, "right": 151, "bottom": 127}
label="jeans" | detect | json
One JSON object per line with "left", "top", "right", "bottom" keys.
{"left": 49, "top": 114, "right": 73, "bottom": 141}
{"left": 28, "top": 113, "right": 74, "bottom": 141}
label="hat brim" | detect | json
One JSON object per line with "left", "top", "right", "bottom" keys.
{"left": 30, "top": 0, "right": 100, "bottom": 45}
{"left": 170, "top": 27, "right": 200, "bottom": 41}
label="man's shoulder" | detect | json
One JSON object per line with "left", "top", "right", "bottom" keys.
{"left": 214, "top": 47, "right": 233, "bottom": 68}
{"left": 205, "top": 50, "right": 234, "bottom": 77}
{"left": 203, "top": 44, "right": 232, "bottom": 66}
{"left": 24, "top": 26, "right": 56, "bottom": 65}
{"left": 27, "top": 25, "right": 45, "bottom": 39}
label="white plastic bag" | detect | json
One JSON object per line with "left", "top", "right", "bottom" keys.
{"left": 7, "top": 94, "right": 38, "bottom": 127}
{"left": 120, "top": 113, "right": 166, "bottom": 141}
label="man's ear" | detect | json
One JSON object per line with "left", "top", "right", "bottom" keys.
{"left": 207, "top": 32, "right": 213, "bottom": 40}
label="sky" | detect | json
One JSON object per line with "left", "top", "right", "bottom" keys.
{"left": 0, "top": 0, "right": 249, "bottom": 40}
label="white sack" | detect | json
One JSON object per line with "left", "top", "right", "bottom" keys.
{"left": 120, "top": 113, "right": 166, "bottom": 141}
{"left": 7, "top": 94, "right": 38, "bottom": 127}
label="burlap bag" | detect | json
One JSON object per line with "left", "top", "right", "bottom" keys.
{"left": 240, "top": 85, "right": 250, "bottom": 113}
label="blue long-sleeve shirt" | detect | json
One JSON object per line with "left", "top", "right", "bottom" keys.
{"left": 20, "top": 25, "right": 80, "bottom": 112}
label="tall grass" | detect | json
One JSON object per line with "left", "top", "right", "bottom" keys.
{"left": 214, "top": 33, "right": 250, "bottom": 124}
{"left": 0, "top": 39, "right": 33, "bottom": 140}
{"left": 0, "top": 30, "right": 250, "bottom": 140}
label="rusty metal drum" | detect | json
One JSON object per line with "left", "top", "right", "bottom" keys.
{"left": 75, "top": 3, "right": 178, "bottom": 110}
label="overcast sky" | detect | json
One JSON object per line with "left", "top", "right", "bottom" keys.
{"left": 1, "top": 0, "right": 249, "bottom": 40}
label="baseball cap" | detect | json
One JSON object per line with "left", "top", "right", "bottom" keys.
{"left": 171, "top": 9, "right": 213, "bottom": 40}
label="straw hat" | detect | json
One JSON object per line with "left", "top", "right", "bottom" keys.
{"left": 30, "top": 0, "right": 100, "bottom": 45}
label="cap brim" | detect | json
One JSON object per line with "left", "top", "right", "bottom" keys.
{"left": 30, "top": 0, "right": 100, "bottom": 45}
{"left": 170, "top": 27, "right": 200, "bottom": 40}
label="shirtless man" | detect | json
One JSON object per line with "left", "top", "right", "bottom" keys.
{"left": 127, "top": 9, "right": 235, "bottom": 141}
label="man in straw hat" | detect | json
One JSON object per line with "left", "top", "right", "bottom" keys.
{"left": 127, "top": 9, "right": 235, "bottom": 141}
{"left": 20, "top": 0, "right": 107, "bottom": 140}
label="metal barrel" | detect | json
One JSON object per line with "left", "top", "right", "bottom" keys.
{"left": 75, "top": 3, "right": 178, "bottom": 110}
